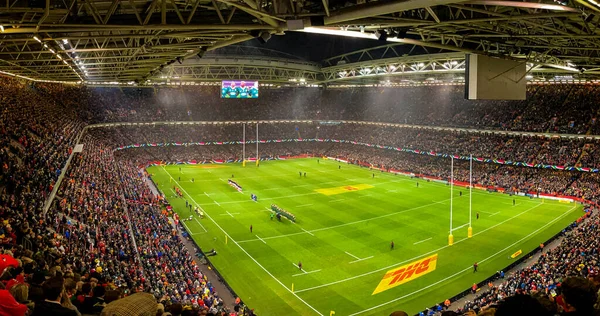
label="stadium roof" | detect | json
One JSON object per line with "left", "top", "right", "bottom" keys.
{"left": 1, "top": 0, "right": 600, "bottom": 84}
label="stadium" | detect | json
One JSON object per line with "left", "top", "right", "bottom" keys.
{"left": 2, "top": 1, "right": 600, "bottom": 316}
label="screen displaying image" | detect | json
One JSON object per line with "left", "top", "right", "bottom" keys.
{"left": 221, "top": 80, "right": 259, "bottom": 99}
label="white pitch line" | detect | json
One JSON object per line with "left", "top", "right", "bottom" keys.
{"left": 347, "top": 205, "right": 578, "bottom": 316}
{"left": 413, "top": 237, "right": 432, "bottom": 245}
{"left": 300, "top": 227, "right": 315, "bottom": 236}
{"left": 344, "top": 251, "right": 361, "bottom": 260}
{"left": 479, "top": 210, "right": 496, "bottom": 215}
{"left": 220, "top": 211, "right": 238, "bottom": 217}
{"left": 193, "top": 178, "right": 413, "bottom": 206}
{"left": 291, "top": 262, "right": 306, "bottom": 273}
{"left": 219, "top": 178, "right": 225, "bottom": 182}
{"left": 292, "top": 269, "right": 321, "bottom": 277}
{"left": 451, "top": 223, "right": 469, "bottom": 232}
{"left": 214, "top": 201, "right": 221, "bottom": 207}
{"left": 204, "top": 192, "right": 211, "bottom": 197}
{"left": 295, "top": 202, "right": 556, "bottom": 294}
{"left": 238, "top": 197, "right": 456, "bottom": 243}
{"left": 192, "top": 217, "right": 208, "bottom": 233}
{"left": 330, "top": 198, "right": 346, "bottom": 203}
{"left": 296, "top": 204, "right": 313, "bottom": 208}
{"left": 349, "top": 256, "right": 373, "bottom": 264}
{"left": 159, "top": 167, "right": 324, "bottom": 316}
{"left": 181, "top": 221, "right": 201, "bottom": 235}
{"left": 256, "top": 235, "right": 267, "bottom": 244}
{"left": 489, "top": 212, "right": 500, "bottom": 217}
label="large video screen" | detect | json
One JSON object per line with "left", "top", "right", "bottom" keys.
{"left": 221, "top": 80, "right": 259, "bottom": 99}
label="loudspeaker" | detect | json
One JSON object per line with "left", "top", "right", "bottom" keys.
{"left": 287, "top": 19, "right": 304, "bottom": 30}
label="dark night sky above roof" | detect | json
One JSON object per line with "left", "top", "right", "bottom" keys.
{"left": 239, "top": 32, "right": 393, "bottom": 62}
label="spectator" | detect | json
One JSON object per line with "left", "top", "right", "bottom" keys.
{"left": 560, "top": 277, "right": 598, "bottom": 315}
{"left": 32, "top": 276, "right": 78, "bottom": 316}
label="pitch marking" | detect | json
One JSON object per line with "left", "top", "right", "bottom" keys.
{"left": 238, "top": 197, "right": 457, "bottom": 243}
{"left": 181, "top": 221, "right": 202, "bottom": 235}
{"left": 349, "top": 256, "right": 373, "bottom": 264}
{"left": 344, "top": 251, "right": 361, "bottom": 260}
{"left": 413, "top": 237, "right": 432, "bottom": 245}
{"left": 193, "top": 217, "right": 208, "bottom": 233}
{"left": 159, "top": 167, "right": 324, "bottom": 316}
{"left": 292, "top": 222, "right": 316, "bottom": 236}
{"left": 295, "top": 202, "right": 563, "bottom": 293}
{"left": 347, "top": 205, "right": 578, "bottom": 315}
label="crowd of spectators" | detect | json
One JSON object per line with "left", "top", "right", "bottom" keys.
{"left": 0, "top": 78, "right": 248, "bottom": 315}
{"left": 3, "top": 75, "right": 600, "bottom": 316}
{"left": 36, "top": 83, "right": 600, "bottom": 135}
{"left": 454, "top": 209, "right": 600, "bottom": 316}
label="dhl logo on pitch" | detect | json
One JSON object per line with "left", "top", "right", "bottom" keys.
{"left": 372, "top": 254, "right": 438, "bottom": 295}
{"left": 315, "top": 184, "right": 373, "bottom": 196}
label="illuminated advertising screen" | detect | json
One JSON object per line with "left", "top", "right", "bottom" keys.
{"left": 221, "top": 80, "right": 259, "bottom": 99}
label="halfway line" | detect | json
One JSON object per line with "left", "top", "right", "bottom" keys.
{"left": 159, "top": 166, "right": 324, "bottom": 316}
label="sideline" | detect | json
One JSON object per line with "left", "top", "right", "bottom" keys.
{"left": 159, "top": 166, "right": 325, "bottom": 316}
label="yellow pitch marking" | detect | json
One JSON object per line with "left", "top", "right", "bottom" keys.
{"left": 315, "top": 184, "right": 374, "bottom": 196}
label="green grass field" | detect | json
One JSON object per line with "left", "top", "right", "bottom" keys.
{"left": 148, "top": 158, "right": 583, "bottom": 316}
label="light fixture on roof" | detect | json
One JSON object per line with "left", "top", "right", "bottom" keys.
{"left": 0, "top": 25, "right": 4, "bottom": 32}
{"left": 49, "top": 49, "right": 55, "bottom": 54}
{"left": 62, "top": 39, "right": 68, "bottom": 44}
{"left": 33, "top": 36, "right": 41, "bottom": 42}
